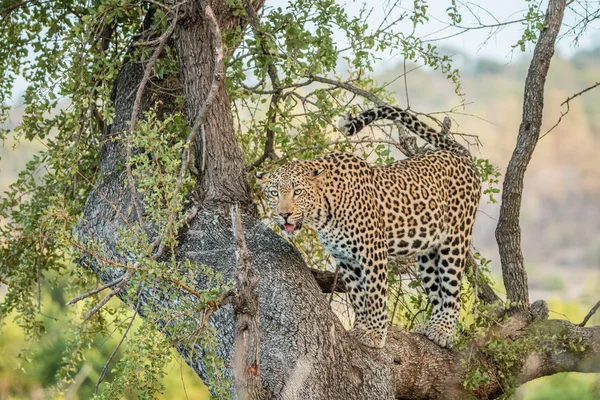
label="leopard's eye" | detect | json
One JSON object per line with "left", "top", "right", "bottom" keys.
{"left": 269, "top": 189, "right": 279, "bottom": 197}
{"left": 293, "top": 188, "right": 303, "bottom": 196}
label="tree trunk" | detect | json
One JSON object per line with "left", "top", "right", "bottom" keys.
{"left": 174, "top": 0, "right": 256, "bottom": 206}
{"left": 76, "top": 0, "right": 600, "bottom": 398}
{"left": 495, "top": 0, "right": 566, "bottom": 314}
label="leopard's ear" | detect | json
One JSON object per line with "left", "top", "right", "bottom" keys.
{"left": 254, "top": 171, "right": 270, "bottom": 187}
{"left": 309, "top": 168, "right": 328, "bottom": 180}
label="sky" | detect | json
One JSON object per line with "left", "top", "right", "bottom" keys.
{"left": 8, "top": 0, "right": 600, "bottom": 103}
{"left": 313, "top": 0, "right": 599, "bottom": 61}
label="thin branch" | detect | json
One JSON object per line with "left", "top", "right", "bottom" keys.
{"left": 403, "top": 59, "right": 410, "bottom": 109}
{"left": 82, "top": 269, "right": 136, "bottom": 322}
{"left": 540, "top": 81, "right": 600, "bottom": 140}
{"left": 310, "top": 75, "right": 419, "bottom": 156}
{"left": 94, "top": 287, "right": 142, "bottom": 394}
{"left": 244, "top": 0, "right": 282, "bottom": 171}
{"left": 126, "top": 12, "right": 179, "bottom": 233}
{"left": 66, "top": 276, "right": 125, "bottom": 305}
{"left": 0, "top": 0, "right": 33, "bottom": 18}
{"left": 579, "top": 300, "right": 600, "bottom": 327}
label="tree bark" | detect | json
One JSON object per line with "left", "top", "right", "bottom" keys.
{"left": 174, "top": 0, "right": 259, "bottom": 206}
{"left": 495, "top": 0, "right": 566, "bottom": 313}
{"left": 75, "top": 1, "right": 600, "bottom": 399}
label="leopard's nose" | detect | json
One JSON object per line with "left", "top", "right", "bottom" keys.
{"left": 279, "top": 212, "right": 292, "bottom": 220}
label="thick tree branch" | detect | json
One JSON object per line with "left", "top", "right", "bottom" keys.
{"left": 495, "top": 0, "right": 566, "bottom": 313}
{"left": 308, "top": 267, "right": 347, "bottom": 293}
{"left": 174, "top": 0, "right": 260, "bottom": 206}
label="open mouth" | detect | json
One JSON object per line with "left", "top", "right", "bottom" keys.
{"left": 281, "top": 222, "right": 302, "bottom": 234}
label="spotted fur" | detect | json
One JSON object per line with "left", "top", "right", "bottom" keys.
{"left": 256, "top": 105, "right": 481, "bottom": 348}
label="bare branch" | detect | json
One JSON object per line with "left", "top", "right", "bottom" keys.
{"left": 310, "top": 75, "right": 420, "bottom": 156}
{"left": 66, "top": 275, "right": 126, "bottom": 305}
{"left": 95, "top": 290, "right": 141, "bottom": 394}
{"left": 82, "top": 269, "right": 136, "bottom": 322}
{"left": 579, "top": 300, "right": 600, "bottom": 327}
{"left": 540, "top": 81, "right": 600, "bottom": 140}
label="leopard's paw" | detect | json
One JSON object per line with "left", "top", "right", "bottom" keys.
{"left": 413, "top": 323, "right": 428, "bottom": 335}
{"left": 349, "top": 328, "right": 386, "bottom": 349}
{"left": 424, "top": 324, "right": 455, "bottom": 348}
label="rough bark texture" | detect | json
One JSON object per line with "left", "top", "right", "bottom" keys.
{"left": 174, "top": 0, "right": 259, "bottom": 206}
{"left": 495, "top": 0, "right": 566, "bottom": 313}
{"left": 75, "top": 1, "right": 600, "bottom": 399}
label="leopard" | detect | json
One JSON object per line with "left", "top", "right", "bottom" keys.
{"left": 255, "top": 105, "right": 481, "bottom": 348}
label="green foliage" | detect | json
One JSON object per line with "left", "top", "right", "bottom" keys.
{"left": 514, "top": 0, "right": 546, "bottom": 52}
{"left": 462, "top": 363, "right": 491, "bottom": 391}
{"left": 474, "top": 157, "right": 501, "bottom": 203}
{"left": 0, "top": 0, "right": 230, "bottom": 395}
{"left": 458, "top": 305, "right": 590, "bottom": 397}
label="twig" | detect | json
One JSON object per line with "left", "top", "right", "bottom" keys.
{"left": 244, "top": 0, "right": 283, "bottom": 171}
{"left": 95, "top": 285, "right": 142, "bottom": 394}
{"left": 540, "top": 81, "right": 600, "bottom": 140}
{"left": 82, "top": 269, "right": 136, "bottom": 322}
{"left": 0, "top": 0, "right": 31, "bottom": 18}
{"left": 403, "top": 59, "right": 410, "bottom": 109}
{"left": 579, "top": 300, "right": 600, "bottom": 327}
{"left": 310, "top": 75, "right": 419, "bottom": 156}
{"left": 35, "top": 235, "right": 47, "bottom": 312}
{"left": 66, "top": 275, "right": 126, "bottom": 305}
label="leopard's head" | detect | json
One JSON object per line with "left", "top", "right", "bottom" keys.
{"left": 255, "top": 161, "right": 329, "bottom": 235}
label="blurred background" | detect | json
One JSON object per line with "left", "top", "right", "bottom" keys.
{"left": 1, "top": 0, "right": 599, "bottom": 398}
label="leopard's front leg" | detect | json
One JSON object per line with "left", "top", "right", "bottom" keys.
{"left": 335, "top": 234, "right": 388, "bottom": 348}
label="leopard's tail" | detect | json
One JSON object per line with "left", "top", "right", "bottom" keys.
{"left": 338, "top": 105, "right": 470, "bottom": 157}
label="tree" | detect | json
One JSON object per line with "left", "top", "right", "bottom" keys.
{"left": 1, "top": 0, "right": 599, "bottom": 399}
